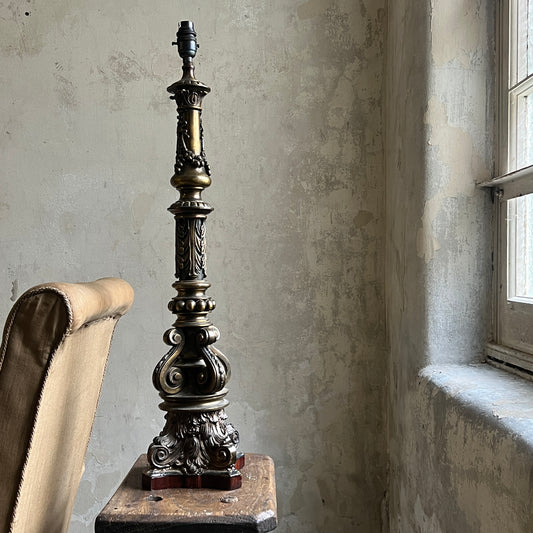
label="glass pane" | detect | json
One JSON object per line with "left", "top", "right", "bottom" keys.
{"left": 516, "top": 92, "right": 533, "bottom": 168}
{"left": 516, "top": 0, "right": 533, "bottom": 81}
{"left": 508, "top": 193, "right": 533, "bottom": 300}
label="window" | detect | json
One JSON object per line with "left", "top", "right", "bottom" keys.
{"left": 484, "top": 0, "right": 533, "bottom": 375}
{"left": 507, "top": 193, "right": 533, "bottom": 301}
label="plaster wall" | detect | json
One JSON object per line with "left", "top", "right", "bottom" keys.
{"left": 0, "top": 1, "right": 387, "bottom": 532}
{"left": 387, "top": 1, "right": 533, "bottom": 532}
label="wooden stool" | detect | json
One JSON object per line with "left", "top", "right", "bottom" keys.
{"left": 95, "top": 454, "right": 277, "bottom": 532}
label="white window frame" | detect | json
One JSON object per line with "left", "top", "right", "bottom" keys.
{"left": 482, "top": 0, "right": 533, "bottom": 377}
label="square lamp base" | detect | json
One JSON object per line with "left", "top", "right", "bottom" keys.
{"left": 142, "top": 454, "right": 246, "bottom": 490}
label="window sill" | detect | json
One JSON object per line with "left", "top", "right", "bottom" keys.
{"left": 420, "top": 363, "right": 533, "bottom": 449}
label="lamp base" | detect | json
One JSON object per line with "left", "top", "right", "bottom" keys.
{"left": 142, "top": 453, "right": 245, "bottom": 490}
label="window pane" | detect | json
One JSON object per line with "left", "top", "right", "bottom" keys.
{"left": 508, "top": 193, "right": 533, "bottom": 299}
{"left": 516, "top": 0, "right": 533, "bottom": 80}
{"left": 516, "top": 92, "right": 533, "bottom": 168}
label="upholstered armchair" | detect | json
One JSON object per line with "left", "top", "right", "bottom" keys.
{"left": 0, "top": 278, "right": 134, "bottom": 533}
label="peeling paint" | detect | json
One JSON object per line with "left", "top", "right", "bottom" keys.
{"left": 416, "top": 96, "right": 484, "bottom": 262}
{"left": 54, "top": 73, "right": 78, "bottom": 109}
{"left": 10, "top": 280, "right": 18, "bottom": 302}
{"left": 354, "top": 209, "right": 374, "bottom": 228}
{"left": 430, "top": 0, "right": 487, "bottom": 69}
{"left": 297, "top": 0, "right": 326, "bottom": 20}
{"left": 131, "top": 193, "right": 155, "bottom": 235}
{"left": 414, "top": 495, "right": 443, "bottom": 533}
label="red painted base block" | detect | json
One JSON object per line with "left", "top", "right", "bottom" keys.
{"left": 142, "top": 454, "right": 246, "bottom": 491}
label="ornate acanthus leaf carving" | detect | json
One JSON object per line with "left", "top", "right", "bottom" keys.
{"left": 147, "top": 409, "right": 240, "bottom": 475}
{"left": 175, "top": 218, "right": 207, "bottom": 280}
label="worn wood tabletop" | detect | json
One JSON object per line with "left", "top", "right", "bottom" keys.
{"left": 95, "top": 454, "right": 277, "bottom": 533}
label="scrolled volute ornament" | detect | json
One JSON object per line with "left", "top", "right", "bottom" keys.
{"left": 152, "top": 328, "right": 185, "bottom": 395}
{"left": 195, "top": 326, "right": 231, "bottom": 395}
{"left": 197, "top": 325, "right": 220, "bottom": 345}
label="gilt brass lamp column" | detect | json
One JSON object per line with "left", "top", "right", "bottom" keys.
{"left": 143, "top": 21, "right": 244, "bottom": 491}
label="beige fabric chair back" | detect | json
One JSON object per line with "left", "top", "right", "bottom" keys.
{"left": 0, "top": 278, "right": 134, "bottom": 533}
